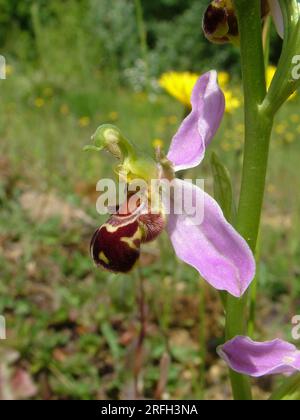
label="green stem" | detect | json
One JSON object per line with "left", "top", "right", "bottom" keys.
{"left": 262, "top": 0, "right": 300, "bottom": 114}
{"left": 198, "top": 280, "right": 206, "bottom": 400}
{"left": 226, "top": 0, "right": 274, "bottom": 400}
{"left": 248, "top": 228, "right": 262, "bottom": 337}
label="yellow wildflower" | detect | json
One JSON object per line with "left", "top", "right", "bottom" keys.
{"left": 275, "top": 124, "right": 286, "bottom": 135}
{"left": 168, "top": 115, "right": 179, "bottom": 125}
{"left": 108, "top": 111, "right": 119, "bottom": 121}
{"left": 43, "top": 87, "right": 54, "bottom": 97}
{"left": 152, "top": 138, "right": 164, "bottom": 149}
{"left": 78, "top": 116, "right": 91, "bottom": 127}
{"left": 218, "top": 71, "right": 230, "bottom": 88}
{"left": 159, "top": 71, "right": 199, "bottom": 107}
{"left": 6, "top": 65, "right": 13, "bottom": 76}
{"left": 267, "top": 184, "right": 276, "bottom": 194}
{"left": 35, "top": 97, "right": 45, "bottom": 108}
{"left": 285, "top": 133, "right": 295, "bottom": 143}
{"left": 266, "top": 65, "right": 296, "bottom": 100}
{"left": 221, "top": 141, "right": 231, "bottom": 152}
{"left": 290, "top": 114, "right": 300, "bottom": 123}
{"left": 159, "top": 71, "right": 236, "bottom": 113}
{"left": 236, "top": 123, "right": 244, "bottom": 134}
{"left": 223, "top": 90, "right": 241, "bottom": 113}
{"left": 266, "top": 65, "right": 276, "bottom": 89}
{"left": 60, "top": 104, "right": 70, "bottom": 116}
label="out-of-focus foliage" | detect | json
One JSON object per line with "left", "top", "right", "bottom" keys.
{"left": 89, "top": 0, "right": 139, "bottom": 72}
{"left": 0, "top": 0, "right": 272, "bottom": 85}
{"left": 1, "top": 0, "right": 282, "bottom": 90}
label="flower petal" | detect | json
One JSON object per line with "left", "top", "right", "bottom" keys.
{"left": 167, "top": 71, "right": 225, "bottom": 172}
{"left": 269, "top": 0, "right": 284, "bottom": 39}
{"left": 167, "top": 179, "right": 255, "bottom": 297}
{"left": 218, "top": 336, "right": 300, "bottom": 377}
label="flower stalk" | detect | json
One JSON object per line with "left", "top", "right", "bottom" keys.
{"left": 262, "top": 0, "right": 300, "bottom": 114}
{"left": 225, "top": 0, "right": 274, "bottom": 400}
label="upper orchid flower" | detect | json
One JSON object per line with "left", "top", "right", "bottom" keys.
{"left": 218, "top": 336, "right": 300, "bottom": 377}
{"left": 203, "top": 0, "right": 286, "bottom": 43}
{"left": 86, "top": 71, "right": 255, "bottom": 298}
{"left": 202, "top": 0, "right": 239, "bottom": 45}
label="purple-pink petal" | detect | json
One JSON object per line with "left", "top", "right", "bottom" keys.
{"left": 218, "top": 336, "right": 300, "bottom": 377}
{"left": 167, "top": 71, "right": 225, "bottom": 172}
{"left": 269, "top": 0, "right": 284, "bottom": 38}
{"left": 167, "top": 179, "right": 255, "bottom": 297}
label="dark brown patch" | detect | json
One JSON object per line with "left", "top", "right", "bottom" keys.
{"left": 90, "top": 219, "right": 142, "bottom": 273}
{"left": 203, "top": 4, "right": 228, "bottom": 35}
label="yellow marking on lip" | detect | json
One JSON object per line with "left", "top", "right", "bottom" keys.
{"left": 99, "top": 252, "right": 110, "bottom": 265}
{"left": 103, "top": 224, "right": 119, "bottom": 233}
{"left": 121, "top": 229, "right": 142, "bottom": 250}
{"left": 103, "top": 217, "right": 138, "bottom": 233}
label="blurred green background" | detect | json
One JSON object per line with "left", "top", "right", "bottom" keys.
{"left": 0, "top": 0, "right": 299, "bottom": 400}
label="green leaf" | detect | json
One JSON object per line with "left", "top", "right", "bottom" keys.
{"left": 210, "top": 152, "right": 236, "bottom": 223}
{"left": 101, "top": 322, "right": 122, "bottom": 361}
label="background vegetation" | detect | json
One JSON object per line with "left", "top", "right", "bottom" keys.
{"left": 0, "top": 0, "right": 299, "bottom": 400}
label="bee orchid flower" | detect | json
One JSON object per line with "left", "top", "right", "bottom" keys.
{"left": 203, "top": 0, "right": 287, "bottom": 43}
{"left": 86, "top": 71, "right": 255, "bottom": 298}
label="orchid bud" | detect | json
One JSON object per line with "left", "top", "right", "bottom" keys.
{"left": 202, "top": 0, "right": 239, "bottom": 45}
{"left": 203, "top": 0, "right": 272, "bottom": 45}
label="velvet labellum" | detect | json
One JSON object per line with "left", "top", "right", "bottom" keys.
{"left": 91, "top": 213, "right": 143, "bottom": 273}
{"left": 91, "top": 203, "right": 166, "bottom": 273}
{"left": 203, "top": 1, "right": 239, "bottom": 45}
